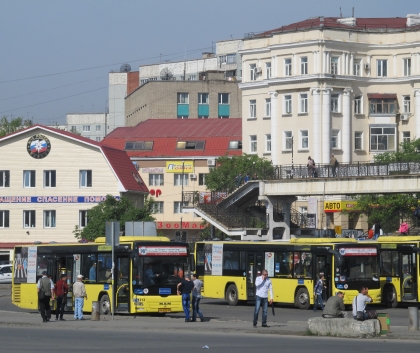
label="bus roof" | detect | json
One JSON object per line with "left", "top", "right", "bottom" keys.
{"left": 377, "top": 236, "right": 420, "bottom": 243}
{"left": 197, "top": 238, "right": 358, "bottom": 246}
{"left": 94, "top": 236, "right": 170, "bottom": 243}
{"left": 290, "top": 238, "right": 358, "bottom": 244}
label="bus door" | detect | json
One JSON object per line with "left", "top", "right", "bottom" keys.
{"left": 400, "top": 251, "right": 417, "bottom": 302}
{"left": 246, "top": 253, "right": 263, "bottom": 300}
{"left": 115, "top": 255, "right": 130, "bottom": 312}
{"left": 313, "top": 253, "right": 332, "bottom": 300}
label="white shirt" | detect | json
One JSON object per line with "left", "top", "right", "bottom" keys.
{"left": 192, "top": 279, "right": 203, "bottom": 297}
{"left": 255, "top": 275, "right": 273, "bottom": 299}
{"left": 352, "top": 293, "right": 372, "bottom": 316}
{"left": 36, "top": 276, "right": 55, "bottom": 289}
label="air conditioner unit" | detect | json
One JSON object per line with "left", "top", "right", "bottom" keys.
{"left": 400, "top": 114, "right": 409, "bottom": 121}
{"left": 207, "top": 158, "right": 216, "bottom": 166}
{"left": 190, "top": 173, "right": 197, "bottom": 179}
{"left": 364, "top": 63, "right": 370, "bottom": 70}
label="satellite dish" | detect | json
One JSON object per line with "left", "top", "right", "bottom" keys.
{"left": 160, "top": 67, "right": 173, "bottom": 81}
{"left": 120, "top": 64, "right": 131, "bottom": 72}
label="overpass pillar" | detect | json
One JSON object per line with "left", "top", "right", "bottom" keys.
{"left": 262, "top": 195, "right": 297, "bottom": 240}
{"left": 311, "top": 88, "right": 321, "bottom": 163}
{"left": 342, "top": 88, "right": 353, "bottom": 163}
{"left": 269, "top": 91, "right": 279, "bottom": 165}
{"left": 322, "top": 88, "right": 332, "bottom": 164}
{"left": 415, "top": 89, "right": 420, "bottom": 139}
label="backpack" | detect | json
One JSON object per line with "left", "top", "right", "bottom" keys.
{"left": 335, "top": 159, "right": 339, "bottom": 166}
{"left": 368, "top": 229, "right": 374, "bottom": 239}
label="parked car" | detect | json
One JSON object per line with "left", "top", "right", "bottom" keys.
{"left": 0, "top": 264, "right": 12, "bottom": 284}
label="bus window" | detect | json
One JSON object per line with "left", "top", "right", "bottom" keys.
{"left": 36, "top": 254, "right": 54, "bottom": 279}
{"left": 97, "top": 254, "right": 112, "bottom": 283}
{"left": 302, "top": 252, "right": 313, "bottom": 279}
{"left": 274, "top": 251, "right": 292, "bottom": 277}
{"left": 223, "top": 251, "right": 240, "bottom": 270}
{"left": 380, "top": 251, "right": 399, "bottom": 277}
{"left": 81, "top": 254, "right": 97, "bottom": 283}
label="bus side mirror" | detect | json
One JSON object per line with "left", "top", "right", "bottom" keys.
{"left": 130, "top": 251, "right": 139, "bottom": 269}
{"left": 189, "top": 254, "right": 195, "bottom": 272}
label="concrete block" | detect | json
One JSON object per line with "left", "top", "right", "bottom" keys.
{"left": 308, "top": 317, "right": 381, "bottom": 338}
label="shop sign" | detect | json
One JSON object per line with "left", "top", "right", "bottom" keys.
{"left": 324, "top": 200, "right": 357, "bottom": 213}
{"left": 165, "top": 161, "right": 194, "bottom": 173}
{"left": 142, "top": 167, "right": 164, "bottom": 173}
{"left": 156, "top": 221, "right": 205, "bottom": 230}
{"left": 0, "top": 196, "right": 120, "bottom": 203}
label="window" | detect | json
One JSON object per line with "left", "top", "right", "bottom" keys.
{"left": 218, "top": 93, "right": 230, "bottom": 118}
{"left": 284, "top": 95, "right": 292, "bottom": 114}
{"left": 23, "top": 170, "right": 35, "bottom": 188}
{"left": 331, "top": 130, "right": 340, "bottom": 149}
{"left": 188, "top": 75, "right": 196, "bottom": 81}
{"left": 403, "top": 58, "right": 411, "bottom": 76}
{"left": 198, "top": 173, "right": 207, "bottom": 186}
{"left": 95, "top": 137, "right": 101, "bottom": 142}
{"left": 284, "top": 58, "right": 292, "bottom": 76}
{"left": 149, "top": 174, "right": 164, "bottom": 186}
{"left": 403, "top": 96, "right": 411, "bottom": 113}
{"left": 284, "top": 131, "right": 293, "bottom": 150}
{"left": 175, "top": 230, "right": 187, "bottom": 242}
{"left": 44, "top": 170, "right": 56, "bottom": 188}
{"left": 96, "top": 125, "right": 101, "bottom": 131}
{"left": 353, "top": 59, "right": 361, "bottom": 76}
{"left": 227, "top": 54, "right": 236, "bottom": 64}
{"left": 377, "top": 60, "right": 388, "bottom": 77}
{"left": 369, "top": 99, "right": 396, "bottom": 114}
{"left": 44, "top": 210, "right": 56, "bottom": 228}
{"left": 354, "top": 132, "right": 363, "bottom": 150}
{"left": 82, "top": 125, "right": 90, "bottom": 132}
{"left": 370, "top": 126, "right": 396, "bottom": 151}
{"left": 331, "top": 94, "right": 339, "bottom": 113}
{"left": 79, "top": 170, "right": 92, "bottom": 188}
{"left": 300, "top": 130, "right": 308, "bottom": 149}
{"left": 71, "top": 126, "right": 77, "bottom": 133}
{"left": 250, "top": 64, "right": 256, "bottom": 81}
{"left": 23, "top": 210, "right": 35, "bottom": 228}
{"left": 177, "top": 93, "right": 189, "bottom": 104}
{"left": 250, "top": 135, "right": 257, "bottom": 153}
{"left": 124, "top": 141, "right": 153, "bottom": 150}
{"left": 300, "top": 57, "right": 308, "bottom": 75}
{"left": 174, "top": 201, "right": 187, "bottom": 214}
{"left": 265, "top": 134, "right": 271, "bottom": 153}
{"left": 0, "top": 171, "right": 10, "bottom": 187}
{"left": 266, "top": 62, "right": 271, "bottom": 78}
{"left": 380, "top": 251, "right": 399, "bottom": 277}
{"left": 228, "top": 141, "right": 242, "bottom": 149}
{"left": 402, "top": 131, "right": 411, "bottom": 143}
{"left": 198, "top": 93, "right": 209, "bottom": 104}
{"left": 218, "top": 93, "right": 229, "bottom": 104}
{"left": 0, "top": 211, "right": 9, "bottom": 228}
{"left": 331, "top": 57, "right": 339, "bottom": 74}
{"left": 249, "top": 100, "right": 256, "bottom": 118}
{"left": 265, "top": 98, "right": 271, "bottom": 117}
{"left": 299, "top": 93, "right": 308, "bottom": 113}
{"left": 152, "top": 202, "right": 164, "bottom": 214}
{"left": 174, "top": 174, "right": 188, "bottom": 186}
{"left": 176, "top": 141, "right": 205, "bottom": 150}
{"left": 354, "top": 96, "right": 362, "bottom": 114}
{"left": 79, "top": 210, "right": 88, "bottom": 228}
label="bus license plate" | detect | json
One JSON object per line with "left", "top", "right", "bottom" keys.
{"left": 158, "top": 308, "right": 171, "bottom": 313}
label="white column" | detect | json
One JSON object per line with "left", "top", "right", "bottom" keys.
{"left": 342, "top": 88, "right": 353, "bottom": 163}
{"left": 350, "top": 53, "right": 354, "bottom": 75}
{"left": 394, "top": 55, "right": 397, "bottom": 77}
{"left": 293, "top": 54, "right": 297, "bottom": 76}
{"left": 415, "top": 89, "right": 420, "bottom": 138}
{"left": 313, "top": 51, "right": 317, "bottom": 74}
{"left": 412, "top": 53, "right": 416, "bottom": 76}
{"left": 322, "top": 88, "right": 332, "bottom": 164}
{"left": 367, "top": 55, "right": 371, "bottom": 76}
{"left": 323, "top": 51, "right": 328, "bottom": 73}
{"left": 345, "top": 53, "right": 349, "bottom": 75}
{"left": 311, "top": 88, "right": 321, "bottom": 163}
{"left": 271, "top": 56, "right": 276, "bottom": 77}
{"left": 269, "top": 91, "right": 279, "bottom": 165}
{"left": 341, "top": 52, "right": 346, "bottom": 75}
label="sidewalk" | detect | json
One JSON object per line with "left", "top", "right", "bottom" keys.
{"left": 0, "top": 309, "right": 418, "bottom": 340}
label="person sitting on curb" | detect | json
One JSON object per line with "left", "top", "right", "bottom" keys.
{"left": 322, "top": 291, "right": 347, "bottom": 318}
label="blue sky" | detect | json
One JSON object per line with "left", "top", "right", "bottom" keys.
{"left": 0, "top": 0, "right": 418, "bottom": 125}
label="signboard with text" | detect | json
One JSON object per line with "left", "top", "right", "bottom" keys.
{"left": 156, "top": 221, "right": 205, "bottom": 230}
{"left": 165, "top": 161, "right": 194, "bottom": 173}
{"left": 138, "top": 246, "right": 188, "bottom": 256}
{"left": 0, "top": 196, "right": 120, "bottom": 204}
{"left": 324, "top": 200, "right": 357, "bottom": 213}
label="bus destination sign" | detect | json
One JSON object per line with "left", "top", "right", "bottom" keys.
{"left": 138, "top": 246, "right": 187, "bottom": 256}
{"left": 339, "top": 248, "right": 377, "bottom": 256}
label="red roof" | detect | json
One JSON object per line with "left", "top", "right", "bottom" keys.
{"left": 367, "top": 93, "right": 397, "bottom": 99}
{"left": 0, "top": 125, "right": 148, "bottom": 193}
{"left": 0, "top": 242, "right": 37, "bottom": 249}
{"left": 101, "top": 119, "right": 242, "bottom": 158}
{"left": 255, "top": 17, "right": 418, "bottom": 37}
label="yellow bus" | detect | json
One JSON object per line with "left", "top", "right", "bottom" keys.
{"left": 194, "top": 238, "right": 381, "bottom": 309}
{"left": 376, "top": 236, "right": 420, "bottom": 307}
{"left": 12, "top": 236, "right": 190, "bottom": 315}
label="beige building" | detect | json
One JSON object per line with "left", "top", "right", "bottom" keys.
{"left": 239, "top": 14, "right": 420, "bottom": 166}
{"left": 102, "top": 119, "right": 242, "bottom": 241}
{"left": 125, "top": 71, "right": 242, "bottom": 126}
{"left": 0, "top": 126, "right": 148, "bottom": 258}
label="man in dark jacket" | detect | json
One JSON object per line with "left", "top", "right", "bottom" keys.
{"left": 177, "top": 275, "right": 194, "bottom": 322}
{"left": 54, "top": 274, "right": 68, "bottom": 321}
{"left": 37, "top": 270, "right": 54, "bottom": 322}
{"left": 323, "top": 291, "right": 347, "bottom": 318}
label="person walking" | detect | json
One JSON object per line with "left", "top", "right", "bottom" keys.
{"left": 307, "top": 156, "right": 315, "bottom": 178}
{"left": 330, "top": 154, "right": 338, "bottom": 177}
{"left": 323, "top": 291, "right": 347, "bottom": 318}
{"left": 54, "top": 274, "right": 68, "bottom": 321}
{"left": 191, "top": 274, "right": 204, "bottom": 322}
{"left": 372, "top": 222, "right": 382, "bottom": 240}
{"left": 313, "top": 274, "right": 325, "bottom": 312}
{"left": 253, "top": 269, "right": 273, "bottom": 328}
{"left": 37, "top": 270, "right": 55, "bottom": 323}
{"left": 177, "top": 275, "right": 194, "bottom": 322}
{"left": 73, "top": 274, "right": 87, "bottom": 320}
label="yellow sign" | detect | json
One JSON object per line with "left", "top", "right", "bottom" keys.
{"left": 335, "top": 226, "right": 342, "bottom": 235}
{"left": 324, "top": 201, "right": 357, "bottom": 213}
{"left": 166, "top": 161, "right": 194, "bottom": 173}
{"left": 98, "top": 245, "right": 112, "bottom": 251}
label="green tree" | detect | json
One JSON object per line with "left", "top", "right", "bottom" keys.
{"left": 373, "top": 138, "right": 420, "bottom": 163}
{"left": 74, "top": 195, "right": 155, "bottom": 241}
{"left": 205, "top": 154, "right": 274, "bottom": 192}
{"left": 0, "top": 116, "right": 32, "bottom": 137}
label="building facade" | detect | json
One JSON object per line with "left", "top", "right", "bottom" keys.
{"left": 239, "top": 15, "right": 420, "bottom": 166}
{"left": 0, "top": 126, "right": 148, "bottom": 259}
{"left": 66, "top": 113, "right": 107, "bottom": 141}
{"left": 102, "top": 119, "right": 242, "bottom": 241}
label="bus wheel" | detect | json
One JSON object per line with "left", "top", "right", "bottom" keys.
{"left": 384, "top": 286, "right": 398, "bottom": 308}
{"left": 100, "top": 294, "right": 111, "bottom": 315}
{"left": 295, "top": 288, "right": 310, "bottom": 310}
{"left": 226, "top": 284, "right": 239, "bottom": 306}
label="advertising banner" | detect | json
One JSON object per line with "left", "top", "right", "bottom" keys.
{"left": 165, "top": 161, "right": 194, "bottom": 173}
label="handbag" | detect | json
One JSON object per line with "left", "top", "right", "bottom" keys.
{"left": 366, "top": 310, "right": 377, "bottom": 319}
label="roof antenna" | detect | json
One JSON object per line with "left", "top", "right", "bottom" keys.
{"left": 352, "top": 7, "right": 354, "bottom": 17}
{"left": 340, "top": 7, "right": 342, "bottom": 18}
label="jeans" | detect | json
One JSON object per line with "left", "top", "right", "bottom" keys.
{"left": 253, "top": 296, "right": 268, "bottom": 326}
{"left": 56, "top": 294, "right": 66, "bottom": 319}
{"left": 192, "top": 296, "right": 204, "bottom": 320}
{"left": 313, "top": 294, "right": 324, "bottom": 311}
{"left": 39, "top": 296, "right": 51, "bottom": 321}
{"left": 182, "top": 294, "right": 191, "bottom": 320}
{"left": 374, "top": 233, "right": 380, "bottom": 240}
{"left": 74, "top": 297, "right": 84, "bottom": 319}
{"left": 332, "top": 166, "right": 337, "bottom": 177}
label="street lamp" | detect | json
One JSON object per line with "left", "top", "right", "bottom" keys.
{"left": 181, "top": 161, "right": 185, "bottom": 211}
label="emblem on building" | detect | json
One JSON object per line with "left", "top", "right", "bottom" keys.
{"left": 27, "top": 134, "right": 51, "bottom": 159}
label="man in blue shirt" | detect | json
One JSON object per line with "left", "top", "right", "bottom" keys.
{"left": 89, "top": 263, "right": 96, "bottom": 281}
{"left": 253, "top": 269, "right": 273, "bottom": 328}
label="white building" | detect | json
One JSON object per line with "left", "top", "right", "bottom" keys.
{"left": 66, "top": 113, "right": 107, "bottom": 141}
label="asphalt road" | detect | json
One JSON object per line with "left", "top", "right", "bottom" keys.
{"left": 0, "top": 325, "right": 418, "bottom": 353}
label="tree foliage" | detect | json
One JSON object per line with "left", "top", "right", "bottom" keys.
{"left": 0, "top": 116, "right": 32, "bottom": 137}
{"left": 205, "top": 154, "right": 274, "bottom": 192}
{"left": 74, "top": 195, "right": 155, "bottom": 241}
{"left": 373, "top": 138, "right": 420, "bottom": 163}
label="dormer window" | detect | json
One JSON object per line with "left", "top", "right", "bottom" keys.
{"left": 124, "top": 141, "right": 153, "bottom": 150}
{"left": 176, "top": 141, "right": 205, "bottom": 150}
